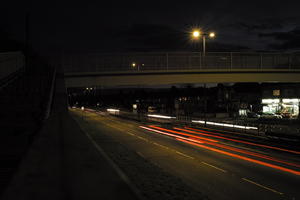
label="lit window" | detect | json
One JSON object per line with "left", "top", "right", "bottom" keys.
{"left": 273, "top": 90, "right": 280, "bottom": 96}
{"left": 262, "top": 99, "right": 280, "bottom": 104}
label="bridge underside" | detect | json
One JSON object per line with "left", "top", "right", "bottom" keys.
{"left": 64, "top": 70, "right": 300, "bottom": 87}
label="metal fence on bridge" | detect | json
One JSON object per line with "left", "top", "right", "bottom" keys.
{"left": 63, "top": 52, "right": 300, "bottom": 73}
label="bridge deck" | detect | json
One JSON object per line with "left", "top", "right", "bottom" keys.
{"left": 62, "top": 52, "right": 300, "bottom": 86}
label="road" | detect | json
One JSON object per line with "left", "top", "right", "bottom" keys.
{"left": 70, "top": 108, "right": 300, "bottom": 200}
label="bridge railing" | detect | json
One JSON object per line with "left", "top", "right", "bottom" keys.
{"left": 63, "top": 52, "right": 300, "bottom": 73}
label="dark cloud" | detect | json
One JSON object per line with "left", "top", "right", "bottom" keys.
{"left": 109, "top": 23, "right": 250, "bottom": 52}
{"left": 116, "top": 24, "right": 185, "bottom": 51}
{"left": 232, "top": 21, "right": 283, "bottom": 32}
{"left": 259, "top": 27, "right": 300, "bottom": 50}
{"left": 1, "top": 0, "right": 300, "bottom": 53}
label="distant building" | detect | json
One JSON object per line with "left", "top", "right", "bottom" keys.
{"left": 261, "top": 83, "right": 300, "bottom": 118}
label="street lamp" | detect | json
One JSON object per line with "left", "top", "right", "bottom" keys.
{"left": 192, "top": 30, "right": 215, "bottom": 56}
{"left": 192, "top": 29, "right": 215, "bottom": 126}
{"left": 193, "top": 30, "right": 200, "bottom": 38}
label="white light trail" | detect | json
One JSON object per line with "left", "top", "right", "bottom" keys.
{"left": 192, "top": 120, "right": 257, "bottom": 130}
{"left": 107, "top": 108, "right": 120, "bottom": 112}
{"left": 147, "top": 114, "right": 176, "bottom": 119}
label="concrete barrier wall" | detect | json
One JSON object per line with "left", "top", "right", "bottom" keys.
{"left": 0, "top": 51, "right": 24, "bottom": 80}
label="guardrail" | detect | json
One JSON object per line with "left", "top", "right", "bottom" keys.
{"left": 63, "top": 52, "right": 300, "bottom": 73}
{"left": 0, "top": 51, "right": 24, "bottom": 80}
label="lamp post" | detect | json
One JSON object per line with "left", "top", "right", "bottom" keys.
{"left": 192, "top": 30, "right": 215, "bottom": 126}
{"left": 192, "top": 30, "right": 215, "bottom": 56}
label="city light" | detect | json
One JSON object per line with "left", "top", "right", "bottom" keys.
{"left": 132, "top": 62, "right": 136, "bottom": 67}
{"left": 132, "top": 104, "right": 137, "bottom": 109}
{"left": 107, "top": 108, "right": 120, "bottom": 112}
{"left": 262, "top": 99, "right": 280, "bottom": 104}
{"left": 209, "top": 32, "right": 215, "bottom": 38}
{"left": 192, "top": 120, "right": 258, "bottom": 130}
{"left": 147, "top": 114, "right": 176, "bottom": 119}
{"left": 282, "top": 99, "right": 299, "bottom": 103}
{"left": 191, "top": 28, "right": 216, "bottom": 55}
{"left": 192, "top": 30, "right": 200, "bottom": 38}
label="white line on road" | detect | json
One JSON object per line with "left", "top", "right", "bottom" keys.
{"left": 103, "top": 119, "right": 202, "bottom": 163}
{"left": 82, "top": 127, "right": 146, "bottom": 200}
{"left": 242, "top": 178, "right": 283, "bottom": 195}
{"left": 126, "top": 131, "right": 135, "bottom": 136}
{"left": 152, "top": 142, "right": 194, "bottom": 159}
{"left": 175, "top": 151, "right": 195, "bottom": 159}
{"left": 152, "top": 142, "right": 169, "bottom": 149}
{"left": 201, "top": 161, "right": 227, "bottom": 173}
{"left": 137, "top": 136, "right": 149, "bottom": 142}
{"left": 137, "top": 151, "right": 145, "bottom": 158}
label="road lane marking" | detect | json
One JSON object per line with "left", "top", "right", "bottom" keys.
{"left": 137, "top": 151, "right": 145, "bottom": 158}
{"left": 242, "top": 178, "right": 283, "bottom": 195}
{"left": 201, "top": 161, "right": 227, "bottom": 173}
{"left": 152, "top": 142, "right": 194, "bottom": 159}
{"left": 101, "top": 122, "right": 205, "bottom": 164}
{"left": 81, "top": 127, "right": 146, "bottom": 200}
{"left": 126, "top": 131, "right": 135, "bottom": 136}
{"left": 184, "top": 127, "right": 300, "bottom": 155}
{"left": 150, "top": 126, "right": 218, "bottom": 143}
{"left": 175, "top": 151, "right": 195, "bottom": 159}
{"left": 137, "top": 136, "right": 148, "bottom": 142}
{"left": 106, "top": 117, "right": 136, "bottom": 128}
{"left": 176, "top": 138, "right": 300, "bottom": 176}
{"left": 152, "top": 142, "right": 169, "bottom": 149}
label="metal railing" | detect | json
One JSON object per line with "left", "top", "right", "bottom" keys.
{"left": 63, "top": 52, "right": 300, "bottom": 73}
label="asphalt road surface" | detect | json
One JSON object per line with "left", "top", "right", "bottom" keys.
{"left": 70, "top": 108, "right": 300, "bottom": 200}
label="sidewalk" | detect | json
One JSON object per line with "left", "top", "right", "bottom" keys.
{"left": 2, "top": 70, "right": 140, "bottom": 200}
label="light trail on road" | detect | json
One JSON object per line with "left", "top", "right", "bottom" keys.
{"left": 174, "top": 128, "right": 300, "bottom": 168}
{"left": 182, "top": 127, "right": 300, "bottom": 155}
{"left": 70, "top": 108, "right": 300, "bottom": 199}
{"left": 176, "top": 138, "right": 300, "bottom": 176}
{"left": 148, "top": 125, "right": 218, "bottom": 143}
{"left": 151, "top": 126, "right": 300, "bottom": 168}
{"left": 140, "top": 126, "right": 205, "bottom": 144}
{"left": 142, "top": 125, "right": 300, "bottom": 176}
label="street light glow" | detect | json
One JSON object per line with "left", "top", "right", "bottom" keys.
{"left": 132, "top": 62, "right": 136, "bottom": 67}
{"left": 192, "top": 30, "right": 200, "bottom": 38}
{"left": 191, "top": 28, "right": 216, "bottom": 55}
{"left": 209, "top": 32, "right": 215, "bottom": 38}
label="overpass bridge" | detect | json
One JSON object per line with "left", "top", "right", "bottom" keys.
{"left": 63, "top": 52, "right": 300, "bottom": 87}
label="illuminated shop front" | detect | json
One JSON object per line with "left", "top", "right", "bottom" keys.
{"left": 262, "top": 98, "right": 299, "bottom": 117}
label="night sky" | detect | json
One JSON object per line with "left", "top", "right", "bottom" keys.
{"left": 1, "top": 0, "right": 300, "bottom": 54}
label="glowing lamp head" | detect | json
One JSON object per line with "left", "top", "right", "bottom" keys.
{"left": 192, "top": 30, "right": 200, "bottom": 38}
{"left": 132, "top": 62, "right": 136, "bottom": 67}
{"left": 209, "top": 32, "right": 215, "bottom": 38}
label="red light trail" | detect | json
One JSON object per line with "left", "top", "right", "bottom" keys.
{"left": 140, "top": 125, "right": 300, "bottom": 176}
